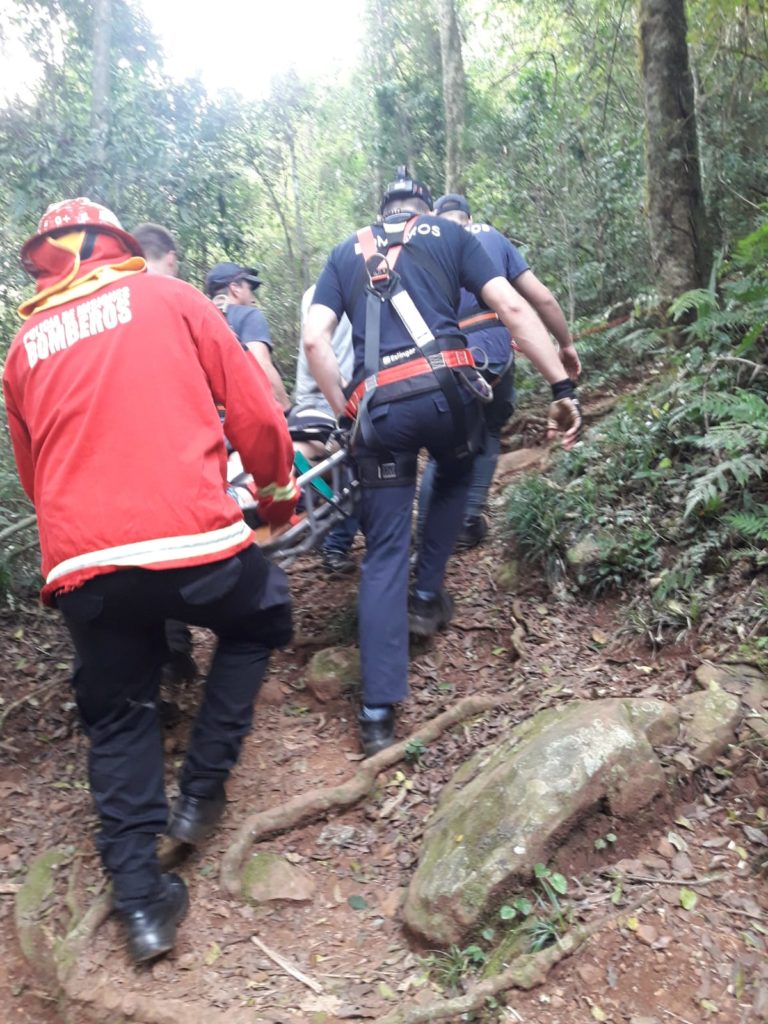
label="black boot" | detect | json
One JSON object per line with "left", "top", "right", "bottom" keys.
{"left": 321, "top": 548, "right": 356, "bottom": 575}
{"left": 408, "top": 589, "right": 455, "bottom": 637}
{"left": 358, "top": 706, "right": 396, "bottom": 758}
{"left": 455, "top": 514, "right": 488, "bottom": 551}
{"left": 117, "top": 873, "right": 189, "bottom": 964}
{"left": 167, "top": 786, "right": 226, "bottom": 846}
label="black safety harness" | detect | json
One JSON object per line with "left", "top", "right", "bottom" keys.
{"left": 344, "top": 216, "right": 490, "bottom": 487}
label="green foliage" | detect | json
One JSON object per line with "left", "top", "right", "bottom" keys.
{"left": 419, "top": 943, "right": 486, "bottom": 993}
{"left": 684, "top": 453, "right": 765, "bottom": 519}
{"left": 594, "top": 832, "right": 617, "bottom": 851}
{"left": 491, "top": 867, "right": 572, "bottom": 957}
{"left": 505, "top": 219, "right": 768, "bottom": 644}
{"left": 1, "top": 0, "right": 767, "bottom": 615}
{"left": 0, "top": 427, "right": 39, "bottom": 604}
{"left": 404, "top": 737, "right": 428, "bottom": 764}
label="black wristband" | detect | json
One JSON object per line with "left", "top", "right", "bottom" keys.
{"left": 551, "top": 378, "right": 576, "bottom": 401}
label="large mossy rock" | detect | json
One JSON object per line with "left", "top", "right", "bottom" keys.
{"left": 402, "top": 698, "right": 679, "bottom": 945}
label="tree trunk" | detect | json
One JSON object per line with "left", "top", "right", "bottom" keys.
{"left": 437, "top": 0, "right": 466, "bottom": 193}
{"left": 639, "top": 0, "right": 710, "bottom": 303}
{"left": 86, "top": 0, "right": 112, "bottom": 200}
{"left": 287, "top": 130, "right": 311, "bottom": 292}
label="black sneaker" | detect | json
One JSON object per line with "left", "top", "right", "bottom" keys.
{"left": 321, "top": 548, "right": 356, "bottom": 575}
{"left": 454, "top": 514, "right": 489, "bottom": 551}
{"left": 408, "top": 590, "right": 455, "bottom": 637}
{"left": 167, "top": 786, "right": 226, "bottom": 846}
{"left": 118, "top": 872, "right": 189, "bottom": 964}
{"left": 358, "top": 707, "right": 396, "bottom": 758}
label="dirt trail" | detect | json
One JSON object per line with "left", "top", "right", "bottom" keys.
{"left": 1, "top": 445, "right": 766, "bottom": 1024}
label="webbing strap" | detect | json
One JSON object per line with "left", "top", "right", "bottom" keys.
{"left": 293, "top": 451, "right": 334, "bottom": 500}
{"left": 401, "top": 243, "right": 454, "bottom": 305}
{"left": 344, "top": 348, "right": 475, "bottom": 417}
{"left": 353, "top": 218, "right": 476, "bottom": 461}
{"left": 357, "top": 222, "right": 412, "bottom": 380}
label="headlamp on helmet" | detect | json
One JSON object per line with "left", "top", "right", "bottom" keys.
{"left": 379, "top": 165, "right": 433, "bottom": 216}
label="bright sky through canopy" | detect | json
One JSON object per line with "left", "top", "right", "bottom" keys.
{"left": 142, "top": 0, "right": 365, "bottom": 98}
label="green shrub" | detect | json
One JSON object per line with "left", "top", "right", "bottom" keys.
{"left": 503, "top": 218, "right": 768, "bottom": 642}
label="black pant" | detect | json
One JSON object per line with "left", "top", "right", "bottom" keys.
{"left": 57, "top": 544, "right": 291, "bottom": 910}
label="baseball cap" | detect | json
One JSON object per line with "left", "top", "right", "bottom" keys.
{"left": 205, "top": 262, "right": 262, "bottom": 296}
{"left": 434, "top": 194, "right": 472, "bottom": 216}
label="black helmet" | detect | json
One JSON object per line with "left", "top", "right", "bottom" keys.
{"left": 379, "top": 165, "right": 433, "bottom": 215}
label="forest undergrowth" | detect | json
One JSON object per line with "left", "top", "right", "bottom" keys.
{"left": 505, "top": 216, "right": 768, "bottom": 657}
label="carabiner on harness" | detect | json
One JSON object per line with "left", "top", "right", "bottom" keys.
{"left": 365, "top": 253, "right": 400, "bottom": 299}
{"left": 469, "top": 346, "right": 490, "bottom": 371}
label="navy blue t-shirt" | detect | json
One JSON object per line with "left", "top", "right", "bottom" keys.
{"left": 313, "top": 215, "right": 499, "bottom": 375}
{"left": 458, "top": 224, "right": 529, "bottom": 367}
{"left": 226, "top": 304, "right": 272, "bottom": 350}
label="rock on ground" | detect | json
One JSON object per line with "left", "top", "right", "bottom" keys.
{"left": 678, "top": 684, "right": 741, "bottom": 766}
{"left": 304, "top": 646, "right": 360, "bottom": 703}
{"left": 403, "top": 697, "right": 680, "bottom": 945}
{"left": 241, "top": 851, "right": 316, "bottom": 903}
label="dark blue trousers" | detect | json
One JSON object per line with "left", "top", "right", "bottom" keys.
{"left": 322, "top": 513, "right": 360, "bottom": 555}
{"left": 57, "top": 544, "right": 291, "bottom": 911}
{"left": 418, "top": 361, "right": 515, "bottom": 531}
{"left": 354, "top": 389, "right": 479, "bottom": 706}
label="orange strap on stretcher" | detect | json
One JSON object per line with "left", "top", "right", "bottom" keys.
{"left": 344, "top": 348, "right": 475, "bottom": 419}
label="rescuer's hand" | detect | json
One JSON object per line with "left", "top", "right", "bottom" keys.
{"left": 326, "top": 416, "right": 353, "bottom": 454}
{"left": 257, "top": 475, "right": 301, "bottom": 527}
{"left": 546, "top": 379, "right": 582, "bottom": 451}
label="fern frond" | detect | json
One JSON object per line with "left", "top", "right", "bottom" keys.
{"left": 725, "top": 510, "right": 768, "bottom": 543}
{"left": 670, "top": 391, "right": 768, "bottom": 431}
{"left": 685, "top": 453, "right": 767, "bottom": 518}
{"left": 668, "top": 289, "right": 718, "bottom": 322}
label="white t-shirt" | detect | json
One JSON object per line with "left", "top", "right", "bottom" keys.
{"left": 293, "top": 285, "right": 353, "bottom": 414}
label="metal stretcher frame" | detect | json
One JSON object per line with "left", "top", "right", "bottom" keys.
{"left": 247, "top": 448, "right": 359, "bottom": 567}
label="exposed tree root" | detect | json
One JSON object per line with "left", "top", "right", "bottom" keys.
{"left": 220, "top": 693, "right": 515, "bottom": 895}
{"left": 371, "top": 902, "right": 648, "bottom": 1024}
{"left": 61, "top": 979, "right": 255, "bottom": 1024}
{"left": 0, "top": 513, "right": 37, "bottom": 543}
{"left": 0, "top": 677, "right": 60, "bottom": 733}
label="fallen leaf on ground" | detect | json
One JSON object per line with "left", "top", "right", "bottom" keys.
{"left": 636, "top": 924, "right": 658, "bottom": 945}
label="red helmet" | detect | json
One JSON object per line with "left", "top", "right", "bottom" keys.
{"left": 21, "top": 197, "right": 143, "bottom": 270}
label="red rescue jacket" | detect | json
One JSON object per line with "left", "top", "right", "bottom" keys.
{"left": 3, "top": 253, "right": 295, "bottom": 604}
